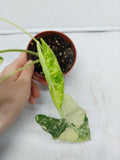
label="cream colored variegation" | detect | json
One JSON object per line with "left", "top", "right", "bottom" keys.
{"left": 37, "top": 39, "right": 64, "bottom": 115}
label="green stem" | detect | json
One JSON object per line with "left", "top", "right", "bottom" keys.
{"left": 0, "top": 17, "right": 38, "bottom": 43}
{"left": 0, "top": 49, "right": 38, "bottom": 57}
{"left": 0, "top": 59, "right": 39, "bottom": 83}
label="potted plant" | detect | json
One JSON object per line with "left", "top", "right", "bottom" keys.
{"left": 0, "top": 17, "right": 90, "bottom": 142}
{"left": 27, "top": 31, "right": 77, "bottom": 85}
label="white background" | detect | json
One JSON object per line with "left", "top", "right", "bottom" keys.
{"left": 0, "top": 0, "right": 120, "bottom": 160}
{"left": 0, "top": 0, "right": 120, "bottom": 31}
{"left": 0, "top": 32, "right": 120, "bottom": 160}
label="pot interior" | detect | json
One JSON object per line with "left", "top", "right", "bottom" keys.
{"left": 27, "top": 31, "right": 76, "bottom": 77}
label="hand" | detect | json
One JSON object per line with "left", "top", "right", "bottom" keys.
{"left": 0, "top": 53, "right": 40, "bottom": 134}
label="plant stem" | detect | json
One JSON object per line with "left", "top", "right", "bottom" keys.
{"left": 0, "top": 59, "right": 39, "bottom": 83}
{"left": 0, "top": 49, "right": 38, "bottom": 57}
{"left": 0, "top": 17, "right": 38, "bottom": 43}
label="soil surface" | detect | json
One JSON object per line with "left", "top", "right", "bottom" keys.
{"left": 27, "top": 33, "right": 75, "bottom": 76}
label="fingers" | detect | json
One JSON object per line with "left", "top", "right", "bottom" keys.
{"left": 0, "top": 53, "right": 27, "bottom": 80}
{"left": 29, "top": 80, "right": 40, "bottom": 104}
{"left": 29, "top": 94, "right": 35, "bottom": 104}
{"left": 9, "top": 52, "right": 27, "bottom": 70}
{"left": 31, "top": 80, "right": 40, "bottom": 97}
{"left": 18, "top": 60, "right": 34, "bottom": 84}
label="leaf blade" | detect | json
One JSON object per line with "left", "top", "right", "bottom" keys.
{"left": 35, "top": 94, "right": 91, "bottom": 142}
{"left": 35, "top": 115, "right": 67, "bottom": 138}
{"left": 37, "top": 39, "right": 64, "bottom": 115}
{"left": 59, "top": 94, "right": 91, "bottom": 142}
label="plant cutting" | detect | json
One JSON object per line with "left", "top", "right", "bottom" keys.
{"left": 0, "top": 17, "right": 91, "bottom": 142}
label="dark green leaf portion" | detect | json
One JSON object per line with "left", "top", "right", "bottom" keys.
{"left": 0, "top": 56, "right": 4, "bottom": 65}
{"left": 77, "top": 114, "right": 91, "bottom": 139}
{"left": 35, "top": 115, "right": 67, "bottom": 138}
{"left": 37, "top": 39, "right": 64, "bottom": 115}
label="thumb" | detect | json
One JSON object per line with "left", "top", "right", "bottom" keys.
{"left": 18, "top": 60, "right": 34, "bottom": 82}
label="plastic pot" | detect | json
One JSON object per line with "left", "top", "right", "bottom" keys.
{"left": 27, "top": 31, "right": 77, "bottom": 85}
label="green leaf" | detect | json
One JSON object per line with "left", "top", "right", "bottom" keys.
{"left": 35, "top": 94, "right": 91, "bottom": 142}
{"left": 37, "top": 39, "right": 64, "bottom": 115}
{"left": 59, "top": 94, "right": 91, "bottom": 142}
{"left": 35, "top": 115, "right": 68, "bottom": 138}
{"left": 0, "top": 56, "right": 4, "bottom": 65}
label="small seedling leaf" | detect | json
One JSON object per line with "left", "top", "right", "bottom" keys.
{"left": 0, "top": 56, "right": 4, "bottom": 65}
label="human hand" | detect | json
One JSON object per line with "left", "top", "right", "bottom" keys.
{"left": 0, "top": 53, "right": 40, "bottom": 133}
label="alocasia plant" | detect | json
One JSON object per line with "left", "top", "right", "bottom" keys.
{"left": 0, "top": 17, "right": 90, "bottom": 142}
{"left": 36, "top": 94, "right": 91, "bottom": 142}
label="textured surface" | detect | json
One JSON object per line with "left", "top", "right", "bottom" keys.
{"left": 0, "top": 32, "right": 120, "bottom": 160}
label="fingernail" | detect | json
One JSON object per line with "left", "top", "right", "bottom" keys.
{"left": 28, "top": 60, "right": 33, "bottom": 64}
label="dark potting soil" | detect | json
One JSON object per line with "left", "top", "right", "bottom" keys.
{"left": 27, "top": 33, "right": 75, "bottom": 76}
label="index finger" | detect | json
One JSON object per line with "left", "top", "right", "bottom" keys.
{"left": 0, "top": 53, "right": 27, "bottom": 80}
{"left": 9, "top": 52, "right": 27, "bottom": 71}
